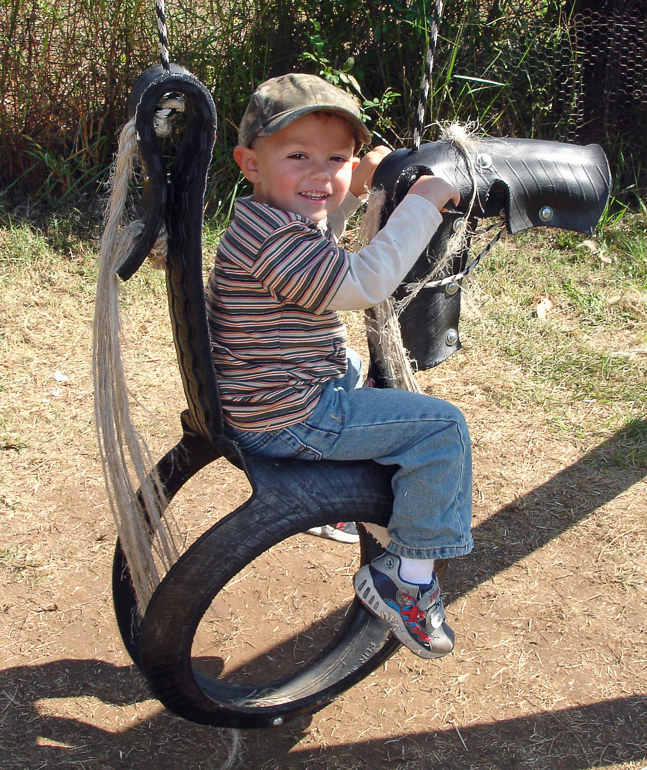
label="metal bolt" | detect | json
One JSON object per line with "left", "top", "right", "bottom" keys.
{"left": 445, "top": 281, "right": 460, "bottom": 296}
{"left": 445, "top": 329, "right": 459, "bottom": 346}
{"left": 476, "top": 153, "right": 493, "bottom": 169}
{"left": 452, "top": 217, "right": 467, "bottom": 232}
{"left": 384, "top": 557, "right": 395, "bottom": 569}
{"left": 272, "top": 717, "right": 283, "bottom": 727}
{"left": 539, "top": 206, "right": 553, "bottom": 222}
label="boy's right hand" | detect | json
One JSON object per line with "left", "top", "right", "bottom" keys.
{"left": 350, "top": 145, "right": 392, "bottom": 198}
{"left": 407, "top": 175, "right": 460, "bottom": 212}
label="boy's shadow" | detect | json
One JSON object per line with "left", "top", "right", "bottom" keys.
{"left": 447, "top": 416, "right": 647, "bottom": 601}
{"left": 1, "top": 419, "right": 645, "bottom": 769}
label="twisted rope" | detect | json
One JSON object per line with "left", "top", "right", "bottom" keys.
{"left": 412, "top": 0, "right": 444, "bottom": 151}
{"left": 155, "top": 0, "right": 171, "bottom": 72}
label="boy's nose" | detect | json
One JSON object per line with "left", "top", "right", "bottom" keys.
{"left": 310, "top": 159, "right": 331, "bottom": 179}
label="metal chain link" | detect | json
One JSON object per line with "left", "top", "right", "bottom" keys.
{"left": 419, "top": 225, "right": 503, "bottom": 290}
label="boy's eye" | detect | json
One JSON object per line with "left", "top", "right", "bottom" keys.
{"left": 330, "top": 155, "right": 349, "bottom": 163}
{"left": 288, "top": 153, "right": 307, "bottom": 160}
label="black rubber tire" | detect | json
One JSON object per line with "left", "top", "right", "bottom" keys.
{"left": 113, "top": 538, "right": 143, "bottom": 667}
{"left": 136, "top": 505, "right": 398, "bottom": 728}
{"left": 113, "top": 445, "right": 405, "bottom": 728}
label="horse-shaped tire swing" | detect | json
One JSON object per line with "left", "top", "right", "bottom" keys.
{"left": 101, "top": 66, "right": 610, "bottom": 729}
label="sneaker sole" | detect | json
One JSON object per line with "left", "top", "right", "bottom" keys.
{"left": 306, "top": 527, "right": 359, "bottom": 544}
{"left": 354, "top": 568, "right": 451, "bottom": 660}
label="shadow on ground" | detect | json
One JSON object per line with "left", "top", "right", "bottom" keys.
{"left": 1, "top": 421, "right": 645, "bottom": 769}
{"left": 0, "top": 658, "right": 644, "bottom": 769}
{"left": 447, "top": 416, "right": 647, "bottom": 605}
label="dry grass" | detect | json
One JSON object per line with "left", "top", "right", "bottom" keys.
{"left": 0, "top": 222, "right": 646, "bottom": 769}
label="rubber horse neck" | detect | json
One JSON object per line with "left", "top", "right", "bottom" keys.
{"left": 119, "top": 67, "right": 238, "bottom": 463}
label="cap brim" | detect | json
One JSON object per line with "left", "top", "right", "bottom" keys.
{"left": 257, "top": 104, "right": 371, "bottom": 147}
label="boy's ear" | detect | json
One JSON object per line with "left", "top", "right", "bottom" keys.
{"left": 233, "top": 145, "right": 260, "bottom": 183}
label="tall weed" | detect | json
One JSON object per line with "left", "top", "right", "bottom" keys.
{"left": 0, "top": 0, "right": 644, "bottom": 213}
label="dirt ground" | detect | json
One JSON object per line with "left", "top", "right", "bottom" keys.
{"left": 1, "top": 243, "right": 646, "bottom": 769}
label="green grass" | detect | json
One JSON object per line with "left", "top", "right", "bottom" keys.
{"left": 2, "top": 208, "right": 645, "bottom": 472}
{"left": 603, "top": 213, "right": 647, "bottom": 283}
{"left": 0, "top": 433, "right": 27, "bottom": 452}
{"left": 0, "top": 546, "right": 41, "bottom": 574}
{"left": 456, "top": 214, "right": 646, "bottom": 452}
{"left": 605, "top": 417, "right": 647, "bottom": 469}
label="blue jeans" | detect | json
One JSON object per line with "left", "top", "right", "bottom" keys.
{"left": 227, "top": 350, "right": 473, "bottom": 560}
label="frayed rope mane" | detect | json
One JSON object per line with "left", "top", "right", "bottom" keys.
{"left": 360, "top": 122, "right": 480, "bottom": 392}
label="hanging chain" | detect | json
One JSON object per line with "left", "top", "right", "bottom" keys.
{"left": 155, "top": 0, "right": 171, "bottom": 72}
{"left": 412, "top": 0, "right": 444, "bottom": 151}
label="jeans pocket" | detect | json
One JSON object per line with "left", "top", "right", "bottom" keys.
{"left": 225, "top": 427, "right": 274, "bottom": 455}
{"left": 227, "top": 425, "right": 323, "bottom": 461}
{"left": 277, "top": 429, "right": 323, "bottom": 461}
{"left": 300, "top": 381, "right": 345, "bottom": 437}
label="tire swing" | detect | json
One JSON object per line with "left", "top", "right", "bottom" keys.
{"left": 102, "top": 61, "right": 410, "bottom": 728}
{"left": 96, "top": 0, "right": 611, "bottom": 730}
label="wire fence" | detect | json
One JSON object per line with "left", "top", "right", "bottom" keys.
{"left": 529, "top": 8, "right": 646, "bottom": 197}
{"left": 434, "top": 8, "right": 647, "bottom": 198}
{"left": 569, "top": 8, "right": 646, "bottom": 196}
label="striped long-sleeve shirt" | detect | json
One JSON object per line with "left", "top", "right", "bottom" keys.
{"left": 206, "top": 196, "right": 352, "bottom": 431}
{"left": 206, "top": 192, "right": 442, "bottom": 431}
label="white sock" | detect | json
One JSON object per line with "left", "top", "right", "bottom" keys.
{"left": 398, "top": 556, "right": 435, "bottom": 585}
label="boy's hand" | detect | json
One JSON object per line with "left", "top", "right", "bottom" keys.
{"left": 349, "top": 145, "right": 392, "bottom": 198}
{"left": 407, "top": 175, "right": 461, "bottom": 212}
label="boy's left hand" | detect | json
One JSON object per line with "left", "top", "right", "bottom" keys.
{"left": 349, "top": 145, "right": 392, "bottom": 198}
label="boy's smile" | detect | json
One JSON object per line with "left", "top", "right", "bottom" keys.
{"left": 234, "top": 113, "right": 359, "bottom": 223}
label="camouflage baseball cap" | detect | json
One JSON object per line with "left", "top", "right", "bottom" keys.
{"left": 238, "top": 73, "right": 371, "bottom": 149}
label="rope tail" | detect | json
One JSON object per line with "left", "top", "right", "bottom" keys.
{"left": 93, "top": 119, "right": 179, "bottom": 613}
{"left": 412, "top": 0, "right": 444, "bottom": 151}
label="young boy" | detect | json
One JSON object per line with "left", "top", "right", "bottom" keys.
{"left": 206, "top": 73, "right": 473, "bottom": 659}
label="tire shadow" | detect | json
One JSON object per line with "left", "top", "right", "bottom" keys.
{"left": 0, "top": 658, "right": 311, "bottom": 769}
{"left": 281, "top": 695, "right": 647, "bottom": 769}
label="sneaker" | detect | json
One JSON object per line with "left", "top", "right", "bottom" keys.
{"left": 306, "top": 522, "right": 360, "bottom": 544}
{"left": 353, "top": 552, "right": 454, "bottom": 659}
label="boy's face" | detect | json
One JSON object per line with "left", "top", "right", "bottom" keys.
{"left": 234, "top": 113, "right": 359, "bottom": 223}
